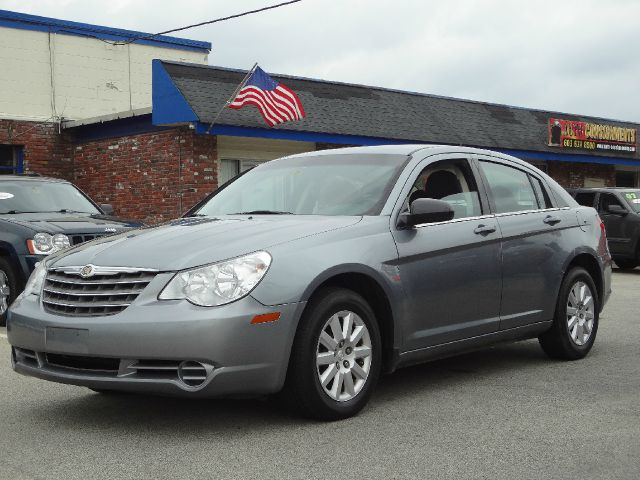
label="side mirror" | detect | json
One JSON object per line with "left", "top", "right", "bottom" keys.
{"left": 606, "top": 204, "right": 627, "bottom": 215}
{"left": 398, "top": 198, "right": 455, "bottom": 228}
{"left": 100, "top": 203, "right": 114, "bottom": 216}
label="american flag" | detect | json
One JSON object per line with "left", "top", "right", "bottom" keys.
{"left": 228, "top": 66, "right": 305, "bottom": 127}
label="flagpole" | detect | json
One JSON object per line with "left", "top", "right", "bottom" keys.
{"left": 205, "top": 62, "right": 258, "bottom": 135}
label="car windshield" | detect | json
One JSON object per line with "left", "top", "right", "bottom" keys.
{"left": 195, "top": 153, "right": 409, "bottom": 216}
{"left": 0, "top": 180, "right": 100, "bottom": 214}
{"left": 621, "top": 190, "right": 640, "bottom": 213}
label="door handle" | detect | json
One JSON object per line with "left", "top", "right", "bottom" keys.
{"left": 474, "top": 224, "right": 497, "bottom": 235}
{"left": 543, "top": 215, "right": 561, "bottom": 225}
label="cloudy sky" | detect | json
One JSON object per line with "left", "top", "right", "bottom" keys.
{"left": 2, "top": 0, "right": 639, "bottom": 122}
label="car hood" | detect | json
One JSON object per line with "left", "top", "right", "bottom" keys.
{"left": 0, "top": 212, "right": 142, "bottom": 234}
{"left": 49, "top": 215, "right": 362, "bottom": 271}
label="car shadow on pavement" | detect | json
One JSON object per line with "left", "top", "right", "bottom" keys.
{"left": 612, "top": 267, "right": 640, "bottom": 275}
{"left": 25, "top": 339, "right": 553, "bottom": 432}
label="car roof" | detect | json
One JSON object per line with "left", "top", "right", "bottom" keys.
{"left": 284, "top": 144, "right": 535, "bottom": 166}
{"left": 0, "top": 175, "right": 69, "bottom": 183}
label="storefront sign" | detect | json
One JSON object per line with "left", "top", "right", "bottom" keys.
{"left": 548, "top": 118, "right": 637, "bottom": 153}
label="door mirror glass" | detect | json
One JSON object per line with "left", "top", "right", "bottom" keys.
{"left": 607, "top": 204, "right": 627, "bottom": 215}
{"left": 100, "top": 203, "right": 114, "bottom": 215}
{"left": 399, "top": 198, "right": 454, "bottom": 228}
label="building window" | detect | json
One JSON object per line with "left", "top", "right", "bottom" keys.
{"left": 584, "top": 177, "right": 606, "bottom": 188}
{"left": 616, "top": 170, "right": 637, "bottom": 188}
{"left": 219, "top": 159, "right": 266, "bottom": 186}
{"left": 0, "top": 145, "right": 23, "bottom": 175}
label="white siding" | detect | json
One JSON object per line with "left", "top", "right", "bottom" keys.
{"left": 217, "top": 136, "right": 315, "bottom": 162}
{"left": 0, "top": 26, "right": 208, "bottom": 121}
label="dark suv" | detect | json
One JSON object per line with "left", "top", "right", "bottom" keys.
{"left": 570, "top": 187, "right": 640, "bottom": 269}
{"left": 0, "top": 175, "right": 142, "bottom": 324}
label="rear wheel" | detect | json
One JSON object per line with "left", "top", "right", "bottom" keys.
{"left": 539, "top": 267, "right": 599, "bottom": 360}
{"left": 614, "top": 258, "right": 638, "bottom": 270}
{"left": 284, "top": 288, "right": 381, "bottom": 421}
{"left": 0, "top": 258, "right": 19, "bottom": 327}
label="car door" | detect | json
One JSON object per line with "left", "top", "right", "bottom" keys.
{"left": 392, "top": 155, "right": 502, "bottom": 351}
{"left": 476, "top": 157, "right": 576, "bottom": 329}
{"left": 597, "top": 192, "right": 631, "bottom": 257}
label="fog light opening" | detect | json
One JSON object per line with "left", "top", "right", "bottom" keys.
{"left": 177, "top": 360, "right": 208, "bottom": 387}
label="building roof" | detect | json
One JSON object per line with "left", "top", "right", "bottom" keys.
{"left": 157, "top": 61, "right": 639, "bottom": 160}
{"left": 0, "top": 9, "right": 211, "bottom": 53}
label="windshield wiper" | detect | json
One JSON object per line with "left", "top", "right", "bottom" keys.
{"left": 56, "top": 209, "right": 93, "bottom": 214}
{"left": 232, "top": 210, "right": 294, "bottom": 215}
{"left": 1, "top": 210, "right": 42, "bottom": 214}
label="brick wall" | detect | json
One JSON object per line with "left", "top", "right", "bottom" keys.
{"left": 0, "top": 120, "right": 73, "bottom": 179}
{"left": 547, "top": 161, "right": 616, "bottom": 188}
{"left": 72, "top": 128, "right": 218, "bottom": 224}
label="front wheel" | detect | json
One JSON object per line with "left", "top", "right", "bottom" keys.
{"left": 284, "top": 288, "right": 382, "bottom": 421}
{"left": 0, "top": 258, "right": 19, "bottom": 327}
{"left": 539, "top": 267, "right": 599, "bottom": 360}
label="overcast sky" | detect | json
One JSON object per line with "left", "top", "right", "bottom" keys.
{"left": 2, "top": 0, "right": 639, "bottom": 122}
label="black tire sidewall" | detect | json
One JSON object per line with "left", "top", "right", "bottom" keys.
{"left": 0, "top": 257, "right": 19, "bottom": 325}
{"left": 290, "top": 288, "right": 382, "bottom": 420}
{"left": 554, "top": 267, "right": 600, "bottom": 358}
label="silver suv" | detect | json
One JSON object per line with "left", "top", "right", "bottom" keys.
{"left": 7, "top": 146, "right": 612, "bottom": 420}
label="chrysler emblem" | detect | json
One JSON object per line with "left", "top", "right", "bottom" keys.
{"left": 104, "top": 227, "right": 117, "bottom": 233}
{"left": 80, "top": 264, "right": 95, "bottom": 278}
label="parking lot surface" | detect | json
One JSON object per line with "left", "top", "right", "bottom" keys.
{"left": 0, "top": 270, "right": 638, "bottom": 480}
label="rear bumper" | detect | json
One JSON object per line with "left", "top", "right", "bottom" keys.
{"left": 7, "top": 287, "right": 305, "bottom": 397}
{"left": 601, "top": 254, "right": 613, "bottom": 310}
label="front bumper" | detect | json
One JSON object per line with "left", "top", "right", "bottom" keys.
{"left": 7, "top": 278, "right": 304, "bottom": 397}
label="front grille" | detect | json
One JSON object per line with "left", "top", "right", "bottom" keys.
{"left": 70, "top": 234, "right": 105, "bottom": 246}
{"left": 45, "top": 353, "right": 120, "bottom": 373}
{"left": 42, "top": 269, "right": 157, "bottom": 317}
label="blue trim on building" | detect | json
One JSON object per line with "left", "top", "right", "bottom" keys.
{"left": 194, "top": 123, "right": 413, "bottom": 146}
{"left": 0, "top": 9, "right": 211, "bottom": 53}
{"left": 152, "top": 60, "right": 200, "bottom": 126}
{"left": 69, "top": 114, "right": 169, "bottom": 143}
{"left": 194, "top": 122, "right": 640, "bottom": 166}
{"left": 497, "top": 148, "right": 640, "bottom": 167}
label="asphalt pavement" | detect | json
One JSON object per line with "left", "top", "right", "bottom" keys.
{"left": 0, "top": 270, "right": 638, "bottom": 480}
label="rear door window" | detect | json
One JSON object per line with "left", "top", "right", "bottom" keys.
{"left": 479, "top": 161, "right": 538, "bottom": 214}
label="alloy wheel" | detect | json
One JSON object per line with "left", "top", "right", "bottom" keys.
{"left": 0, "top": 270, "right": 10, "bottom": 315}
{"left": 316, "top": 310, "right": 372, "bottom": 402}
{"left": 566, "top": 281, "right": 595, "bottom": 346}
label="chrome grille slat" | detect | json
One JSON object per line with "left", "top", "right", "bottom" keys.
{"left": 46, "top": 273, "right": 155, "bottom": 285}
{"left": 43, "top": 287, "right": 144, "bottom": 296}
{"left": 42, "top": 268, "right": 156, "bottom": 317}
{"left": 43, "top": 299, "right": 132, "bottom": 308}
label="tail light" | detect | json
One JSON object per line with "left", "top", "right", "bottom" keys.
{"left": 597, "top": 215, "right": 606, "bottom": 238}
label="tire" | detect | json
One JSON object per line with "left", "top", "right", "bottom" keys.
{"left": 284, "top": 287, "right": 382, "bottom": 421}
{"left": 0, "top": 257, "right": 19, "bottom": 327}
{"left": 614, "top": 258, "right": 638, "bottom": 270}
{"left": 539, "top": 267, "right": 599, "bottom": 360}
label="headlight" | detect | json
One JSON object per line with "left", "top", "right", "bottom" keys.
{"left": 23, "top": 261, "right": 47, "bottom": 297}
{"left": 159, "top": 251, "right": 272, "bottom": 306}
{"left": 26, "top": 233, "right": 71, "bottom": 255}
